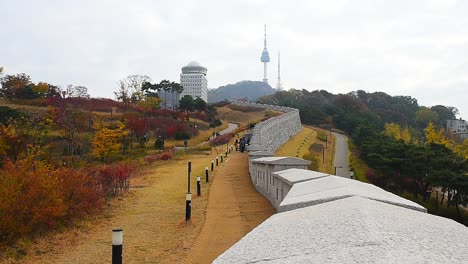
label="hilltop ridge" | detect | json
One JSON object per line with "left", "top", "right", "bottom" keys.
{"left": 208, "top": 81, "right": 276, "bottom": 103}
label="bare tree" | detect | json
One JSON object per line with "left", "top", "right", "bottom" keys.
{"left": 61, "top": 84, "right": 90, "bottom": 98}
{"left": 119, "top": 75, "right": 152, "bottom": 103}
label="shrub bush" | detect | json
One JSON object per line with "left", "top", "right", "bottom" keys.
{"left": 175, "top": 131, "right": 191, "bottom": 140}
{"left": 144, "top": 152, "right": 173, "bottom": 163}
{"left": 0, "top": 158, "right": 104, "bottom": 246}
{"left": 209, "top": 119, "right": 222, "bottom": 128}
{"left": 317, "top": 131, "right": 327, "bottom": 142}
{"left": 209, "top": 132, "right": 234, "bottom": 146}
{"left": 94, "top": 162, "right": 134, "bottom": 200}
{"left": 154, "top": 137, "right": 164, "bottom": 150}
{"left": 302, "top": 153, "right": 319, "bottom": 170}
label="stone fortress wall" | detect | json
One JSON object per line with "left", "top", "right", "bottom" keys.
{"left": 231, "top": 101, "right": 301, "bottom": 152}
{"left": 215, "top": 101, "right": 468, "bottom": 263}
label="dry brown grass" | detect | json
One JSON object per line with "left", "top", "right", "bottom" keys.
{"left": 275, "top": 126, "right": 335, "bottom": 174}
{"left": 2, "top": 153, "right": 219, "bottom": 264}
{"left": 216, "top": 105, "right": 268, "bottom": 126}
{"left": 0, "top": 101, "right": 49, "bottom": 114}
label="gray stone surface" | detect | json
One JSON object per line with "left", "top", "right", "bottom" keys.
{"left": 214, "top": 196, "right": 468, "bottom": 264}
{"left": 273, "top": 168, "right": 329, "bottom": 185}
{"left": 279, "top": 175, "right": 426, "bottom": 213}
{"left": 251, "top": 157, "right": 311, "bottom": 166}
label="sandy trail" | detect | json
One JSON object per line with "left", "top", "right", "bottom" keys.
{"left": 183, "top": 152, "right": 275, "bottom": 264}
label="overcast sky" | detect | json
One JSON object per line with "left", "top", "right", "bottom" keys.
{"left": 1, "top": 0, "right": 467, "bottom": 117}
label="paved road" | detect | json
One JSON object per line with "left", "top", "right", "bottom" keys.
{"left": 333, "top": 132, "right": 350, "bottom": 178}
{"left": 209, "top": 123, "right": 238, "bottom": 140}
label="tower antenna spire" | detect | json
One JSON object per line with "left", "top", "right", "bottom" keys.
{"left": 264, "top": 24, "right": 267, "bottom": 48}
{"left": 276, "top": 51, "right": 283, "bottom": 90}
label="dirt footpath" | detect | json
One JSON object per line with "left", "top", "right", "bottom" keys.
{"left": 183, "top": 152, "right": 275, "bottom": 264}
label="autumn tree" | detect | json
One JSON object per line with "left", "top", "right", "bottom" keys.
{"left": 384, "top": 122, "right": 416, "bottom": 144}
{"left": 0, "top": 73, "right": 32, "bottom": 99}
{"left": 424, "top": 122, "right": 451, "bottom": 147}
{"left": 416, "top": 107, "right": 439, "bottom": 128}
{"left": 139, "top": 96, "right": 162, "bottom": 114}
{"left": 453, "top": 139, "right": 468, "bottom": 160}
{"left": 92, "top": 120, "right": 128, "bottom": 163}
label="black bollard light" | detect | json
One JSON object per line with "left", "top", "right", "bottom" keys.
{"left": 225, "top": 150, "right": 228, "bottom": 157}
{"left": 211, "top": 160, "right": 214, "bottom": 171}
{"left": 112, "top": 228, "right": 123, "bottom": 264}
{"left": 205, "top": 167, "right": 209, "bottom": 182}
{"left": 187, "top": 161, "right": 191, "bottom": 193}
{"left": 197, "top": 176, "right": 201, "bottom": 196}
{"left": 186, "top": 192, "right": 192, "bottom": 223}
{"left": 221, "top": 154, "right": 224, "bottom": 163}
{"left": 216, "top": 156, "right": 219, "bottom": 166}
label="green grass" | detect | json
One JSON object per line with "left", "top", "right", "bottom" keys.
{"left": 316, "top": 131, "right": 327, "bottom": 142}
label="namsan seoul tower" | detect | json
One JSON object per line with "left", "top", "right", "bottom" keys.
{"left": 260, "top": 24, "right": 270, "bottom": 84}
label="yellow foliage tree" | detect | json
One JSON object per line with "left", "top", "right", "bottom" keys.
{"left": 401, "top": 127, "right": 413, "bottom": 144}
{"left": 384, "top": 122, "right": 414, "bottom": 144}
{"left": 384, "top": 122, "right": 401, "bottom": 140}
{"left": 33, "top": 82, "right": 49, "bottom": 96}
{"left": 92, "top": 121, "right": 128, "bottom": 163}
{"left": 453, "top": 139, "right": 468, "bottom": 160}
{"left": 138, "top": 96, "right": 162, "bottom": 114}
{"left": 424, "top": 122, "right": 442, "bottom": 143}
{"left": 424, "top": 121, "right": 453, "bottom": 148}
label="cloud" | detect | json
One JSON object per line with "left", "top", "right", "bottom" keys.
{"left": 1, "top": 0, "right": 467, "bottom": 117}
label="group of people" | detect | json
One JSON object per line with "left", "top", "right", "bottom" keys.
{"left": 235, "top": 137, "right": 247, "bottom": 152}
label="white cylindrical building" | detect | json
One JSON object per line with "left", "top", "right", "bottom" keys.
{"left": 180, "top": 61, "right": 208, "bottom": 103}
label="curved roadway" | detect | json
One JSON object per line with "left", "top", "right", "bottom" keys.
{"left": 332, "top": 132, "right": 350, "bottom": 178}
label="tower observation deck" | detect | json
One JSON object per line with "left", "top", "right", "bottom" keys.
{"left": 260, "top": 24, "right": 270, "bottom": 84}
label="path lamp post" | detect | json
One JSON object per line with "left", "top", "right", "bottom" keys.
{"left": 112, "top": 228, "right": 123, "bottom": 264}
{"left": 186, "top": 161, "right": 192, "bottom": 223}
{"left": 197, "top": 176, "right": 201, "bottom": 196}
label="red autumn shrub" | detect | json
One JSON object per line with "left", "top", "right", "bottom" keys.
{"left": 166, "top": 126, "right": 177, "bottom": 137}
{"left": 94, "top": 162, "right": 134, "bottom": 200}
{"left": 0, "top": 158, "right": 104, "bottom": 245}
{"left": 144, "top": 152, "right": 173, "bottom": 164}
{"left": 210, "top": 132, "right": 234, "bottom": 146}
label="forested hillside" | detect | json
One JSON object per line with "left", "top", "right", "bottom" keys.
{"left": 208, "top": 81, "right": 276, "bottom": 103}
{"left": 259, "top": 89, "right": 467, "bottom": 223}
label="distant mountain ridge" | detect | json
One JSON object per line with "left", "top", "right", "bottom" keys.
{"left": 208, "top": 81, "right": 276, "bottom": 103}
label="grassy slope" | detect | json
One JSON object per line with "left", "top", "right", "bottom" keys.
{"left": 1, "top": 104, "right": 267, "bottom": 263}
{"left": 275, "top": 126, "right": 335, "bottom": 174}
{"left": 216, "top": 105, "right": 268, "bottom": 126}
